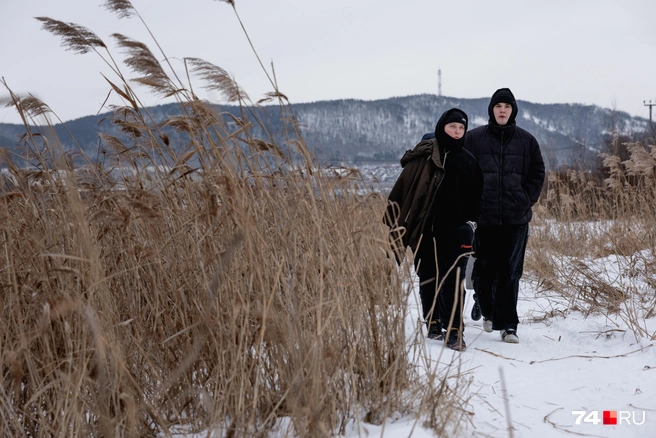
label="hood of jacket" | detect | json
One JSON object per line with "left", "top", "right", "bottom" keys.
{"left": 434, "top": 108, "right": 468, "bottom": 154}
{"left": 400, "top": 139, "right": 445, "bottom": 170}
{"left": 487, "top": 88, "right": 518, "bottom": 127}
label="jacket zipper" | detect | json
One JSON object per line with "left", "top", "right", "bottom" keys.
{"left": 499, "top": 130, "right": 503, "bottom": 225}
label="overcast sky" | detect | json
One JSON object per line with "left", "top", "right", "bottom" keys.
{"left": 1, "top": 0, "right": 656, "bottom": 125}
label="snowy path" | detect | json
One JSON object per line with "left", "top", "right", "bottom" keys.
{"left": 405, "top": 275, "right": 656, "bottom": 438}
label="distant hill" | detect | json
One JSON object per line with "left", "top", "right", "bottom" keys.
{"left": 289, "top": 95, "right": 650, "bottom": 168}
{"left": 0, "top": 94, "right": 650, "bottom": 169}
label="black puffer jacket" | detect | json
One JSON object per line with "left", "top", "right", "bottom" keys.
{"left": 464, "top": 89, "right": 545, "bottom": 225}
{"left": 386, "top": 109, "right": 484, "bottom": 252}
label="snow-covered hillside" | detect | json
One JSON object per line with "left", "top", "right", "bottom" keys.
{"left": 292, "top": 95, "right": 651, "bottom": 168}
{"left": 1, "top": 95, "right": 650, "bottom": 170}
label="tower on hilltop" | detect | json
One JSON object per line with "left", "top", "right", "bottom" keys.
{"left": 438, "top": 69, "right": 442, "bottom": 96}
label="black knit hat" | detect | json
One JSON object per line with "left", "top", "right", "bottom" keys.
{"left": 443, "top": 110, "right": 468, "bottom": 128}
{"left": 490, "top": 88, "right": 515, "bottom": 107}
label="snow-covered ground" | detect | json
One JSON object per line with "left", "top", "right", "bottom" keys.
{"left": 176, "top": 253, "right": 654, "bottom": 438}
{"left": 344, "top": 263, "right": 656, "bottom": 438}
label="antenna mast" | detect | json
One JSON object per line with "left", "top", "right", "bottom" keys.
{"left": 437, "top": 68, "right": 442, "bottom": 96}
{"left": 645, "top": 100, "right": 655, "bottom": 134}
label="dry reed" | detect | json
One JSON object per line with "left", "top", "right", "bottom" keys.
{"left": 527, "top": 140, "right": 656, "bottom": 340}
{"left": 1, "top": 2, "right": 470, "bottom": 436}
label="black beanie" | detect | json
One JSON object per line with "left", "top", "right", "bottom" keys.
{"left": 490, "top": 88, "right": 515, "bottom": 106}
{"left": 443, "top": 110, "right": 468, "bottom": 129}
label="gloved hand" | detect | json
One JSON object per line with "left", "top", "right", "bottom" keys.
{"left": 454, "top": 222, "right": 475, "bottom": 256}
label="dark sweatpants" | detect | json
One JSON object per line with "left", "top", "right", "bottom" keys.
{"left": 414, "top": 234, "right": 468, "bottom": 332}
{"left": 471, "top": 224, "right": 529, "bottom": 331}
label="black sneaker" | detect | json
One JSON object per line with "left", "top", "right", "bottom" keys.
{"left": 445, "top": 329, "right": 466, "bottom": 351}
{"left": 426, "top": 320, "right": 444, "bottom": 341}
{"left": 471, "top": 294, "right": 482, "bottom": 321}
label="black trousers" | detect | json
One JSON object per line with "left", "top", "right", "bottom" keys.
{"left": 471, "top": 224, "right": 529, "bottom": 331}
{"left": 414, "top": 234, "right": 468, "bottom": 332}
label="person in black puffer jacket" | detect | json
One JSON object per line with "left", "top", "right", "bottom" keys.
{"left": 464, "top": 88, "right": 545, "bottom": 344}
{"left": 386, "top": 108, "right": 483, "bottom": 351}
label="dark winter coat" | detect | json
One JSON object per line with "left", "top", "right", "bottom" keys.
{"left": 385, "top": 110, "right": 484, "bottom": 257}
{"left": 464, "top": 90, "right": 545, "bottom": 225}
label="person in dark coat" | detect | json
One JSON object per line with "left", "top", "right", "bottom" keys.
{"left": 385, "top": 108, "right": 484, "bottom": 351}
{"left": 464, "top": 88, "right": 545, "bottom": 344}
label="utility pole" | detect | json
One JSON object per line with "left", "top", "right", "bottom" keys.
{"left": 437, "top": 69, "right": 442, "bottom": 97}
{"left": 644, "top": 100, "right": 656, "bottom": 135}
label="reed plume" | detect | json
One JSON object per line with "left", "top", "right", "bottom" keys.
{"left": 35, "top": 17, "right": 107, "bottom": 55}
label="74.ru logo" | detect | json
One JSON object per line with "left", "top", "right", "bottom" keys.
{"left": 572, "top": 410, "right": 646, "bottom": 425}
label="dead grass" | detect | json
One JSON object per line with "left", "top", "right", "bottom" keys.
{"left": 527, "top": 140, "right": 656, "bottom": 340}
{"left": 0, "top": 2, "right": 470, "bottom": 436}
